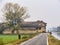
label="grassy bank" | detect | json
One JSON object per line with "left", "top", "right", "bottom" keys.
{"left": 48, "top": 34, "right": 60, "bottom": 45}
{"left": 0, "top": 33, "right": 38, "bottom": 45}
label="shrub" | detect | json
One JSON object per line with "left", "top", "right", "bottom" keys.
{"left": 22, "top": 36, "right": 28, "bottom": 39}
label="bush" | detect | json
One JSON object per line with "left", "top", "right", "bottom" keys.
{"left": 22, "top": 36, "right": 28, "bottom": 39}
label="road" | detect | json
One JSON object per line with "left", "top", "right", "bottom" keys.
{"left": 20, "top": 33, "right": 48, "bottom": 45}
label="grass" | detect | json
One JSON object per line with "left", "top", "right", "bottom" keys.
{"left": 0, "top": 35, "right": 18, "bottom": 44}
{"left": 0, "top": 34, "right": 37, "bottom": 45}
{"left": 48, "top": 34, "right": 60, "bottom": 45}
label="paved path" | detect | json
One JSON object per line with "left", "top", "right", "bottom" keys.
{"left": 20, "top": 33, "right": 47, "bottom": 45}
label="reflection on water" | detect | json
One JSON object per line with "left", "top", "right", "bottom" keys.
{"left": 52, "top": 32, "right": 60, "bottom": 40}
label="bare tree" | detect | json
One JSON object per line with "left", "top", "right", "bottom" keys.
{"left": 3, "top": 3, "right": 29, "bottom": 39}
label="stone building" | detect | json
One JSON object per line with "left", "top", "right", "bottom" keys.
{"left": 2, "top": 20, "right": 47, "bottom": 34}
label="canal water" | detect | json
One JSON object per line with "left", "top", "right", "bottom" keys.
{"left": 52, "top": 32, "right": 60, "bottom": 40}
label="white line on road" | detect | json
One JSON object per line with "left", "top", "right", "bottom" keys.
{"left": 20, "top": 34, "right": 41, "bottom": 45}
{"left": 47, "top": 35, "right": 48, "bottom": 45}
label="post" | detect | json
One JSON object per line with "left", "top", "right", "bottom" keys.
{"left": 18, "top": 34, "right": 21, "bottom": 39}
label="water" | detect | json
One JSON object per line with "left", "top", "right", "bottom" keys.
{"left": 52, "top": 32, "right": 60, "bottom": 40}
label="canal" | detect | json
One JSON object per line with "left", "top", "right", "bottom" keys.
{"left": 52, "top": 32, "right": 60, "bottom": 40}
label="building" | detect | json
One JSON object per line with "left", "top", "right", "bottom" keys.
{"left": 20, "top": 20, "right": 47, "bottom": 32}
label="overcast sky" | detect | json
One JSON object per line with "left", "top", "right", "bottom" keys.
{"left": 0, "top": 0, "right": 60, "bottom": 29}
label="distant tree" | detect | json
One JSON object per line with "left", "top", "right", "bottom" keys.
{"left": 2, "top": 3, "right": 29, "bottom": 39}
{"left": 57, "top": 26, "right": 60, "bottom": 32}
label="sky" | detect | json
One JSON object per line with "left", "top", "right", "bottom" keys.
{"left": 0, "top": 0, "right": 60, "bottom": 29}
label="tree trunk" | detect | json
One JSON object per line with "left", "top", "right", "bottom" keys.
{"left": 17, "top": 30, "right": 21, "bottom": 39}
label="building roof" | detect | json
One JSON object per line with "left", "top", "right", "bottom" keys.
{"left": 20, "top": 20, "right": 47, "bottom": 28}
